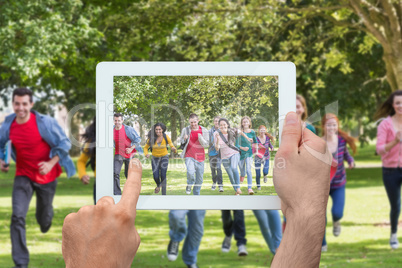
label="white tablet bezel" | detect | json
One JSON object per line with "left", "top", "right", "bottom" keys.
{"left": 96, "top": 62, "right": 295, "bottom": 210}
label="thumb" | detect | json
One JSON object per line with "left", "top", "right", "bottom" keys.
{"left": 278, "top": 112, "right": 302, "bottom": 156}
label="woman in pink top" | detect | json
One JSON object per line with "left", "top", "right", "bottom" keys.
{"left": 214, "top": 118, "right": 242, "bottom": 195}
{"left": 375, "top": 89, "right": 402, "bottom": 249}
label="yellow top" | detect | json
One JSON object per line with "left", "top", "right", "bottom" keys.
{"left": 144, "top": 134, "right": 176, "bottom": 157}
{"left": 77, "top": 144, "right": 96, "bottom": 179}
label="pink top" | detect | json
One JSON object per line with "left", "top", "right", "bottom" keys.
{"left": 376, "top": 116, "right": 402, "bottom": 168}
{"left": 215, "top": 133, "right": 239, "bottom": 160}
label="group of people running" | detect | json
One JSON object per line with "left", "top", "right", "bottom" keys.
{"left": 2, "top": 87, "right": 402, "bottom": 268}
{"left": 141, "top": 115, "right": 276, "bottom": 196}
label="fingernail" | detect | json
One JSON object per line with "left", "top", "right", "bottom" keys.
{"left": 285, "top": 112, "right": 298, "bottom": 125}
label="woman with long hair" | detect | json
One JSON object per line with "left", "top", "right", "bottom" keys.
{"left": 144, "top": 123, "right": 177, "bottom": 195}
{"left": 321, "top": 113, "right": 356, "bottom": 252}
{"left": 296, "top": 94, "right": 316, "bottom": 133}
{"left": 238, "top": 116, "right": 257, "bottom": 194}
{"left": 253, "top": 125, "right": 275, "bottom": 190}
{"left": 214, "top": 118, "right": 243, "bottom": 195}
{"left": 375, "top": 89, "right": 402, "bottom": 249}
{"left": 77, "top": 116, "right": 96, "bottom": 204}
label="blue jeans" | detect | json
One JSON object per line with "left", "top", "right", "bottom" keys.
{"left": 209, "top": 154, "right": 223, "bottom": 186}
{"left": 323, "top": 185, "right": 345, "bottom": 246}
{"left": 151, "top": 155, "right": 169, "bottom": 195}
{"left": 185, "top": 157, "right": 205, "bottom": 195}
{"left": 169, "top": 210, "right": 206, "bottom": 265}
{"left": 253, "top": 210, "right": 282, "bottom": 255}
{"left": 255, "top": 156, "right": 269, "bottom": 188}
{"left": 382, "top": 167, "right": 402, "bottom": 233}
{"left": 221, "top": 210, "right": 247, "bottom": 246}
{"left": 222, "top": 153, "right": 240, "bottom": 191}
{"left": 239, "top": 156, "right": 253, "bottom": 189}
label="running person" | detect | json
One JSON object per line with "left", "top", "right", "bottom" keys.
{"left": 0, "top": 88, "right": 76, "bottom": 268}
{"left": 237, "top": 116, "right": 257, "bottom": 194}
{"left": 179, "top": 113, "right": 209, "bottom": 195}
{"left": 375, "top": 89, "right": 402, "bottom": 249}
{"left": 321, "top": 113, "right": 356, "bottom": 252}
{"left": 296, "top": 94, "right": 316, "bottom": 133}
{"left": 208, "top": 116, "right": 224, "bottom": 192}
{"left": 253, "top": 125, "right": 275, "bottom": 190}
{"left": 113, "top": 113, "right": 142, "bottom": 195}
{"left": 214, "top": 118, "right": 243, "bottom": 195}
{"left": 167, "top": 113, "right": 209, "bottom": 268}
{"left": 77, "top": 116, "right": 96, "bottom": 204}
{"left": 144, "top": 123, "right": 177, "bottom": 195}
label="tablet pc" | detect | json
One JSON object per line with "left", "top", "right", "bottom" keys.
{"left": 96, "top": 62, "right": 295, "bottom": 209}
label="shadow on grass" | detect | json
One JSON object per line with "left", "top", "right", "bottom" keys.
{"left": 346, "top": 168, "right": 383, "bottom": 189}
{"left": 0, "top": 253, "right": 66, "bottom": 268}
{"left": 320, "top": 238, "right": 402, "bottom": 267}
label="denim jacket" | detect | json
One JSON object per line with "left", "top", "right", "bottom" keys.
{"left": 113, "top": 124, "right": 143, "bottom": 154}
{"left": 0, "top": 110, "right": 76, "bottom": 178}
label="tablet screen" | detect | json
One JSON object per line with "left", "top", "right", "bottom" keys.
{"left": 113, "top": 75, "right": 278, "bottom": 196}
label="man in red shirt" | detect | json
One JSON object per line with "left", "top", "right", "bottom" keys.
{"left": 113, "top": 113, "right": 141, "bottom": 195}
{"left": 0, "top": 88, "right": 75, "bottom": 268}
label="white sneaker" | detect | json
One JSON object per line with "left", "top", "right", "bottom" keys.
{"left": 167, "top": 240, "right": 180, "bottom": 261}
{"left": 186, "top": 185, "right": 191, "bottom": 195}
{"left": 333, "top": 221, "right": 341, "bottom": 237}
{"left": 257, "top": 186, "right": 261, "bottom": 191}
{"left": 263, "top": 175, "right": 268, "bottom": 183}
{"left": 211, "top": 183, "right": 216, "bottom": 190}
{"left": 221, "top": 236, "right": 231, "bottom": 253}
{"left": 390, "top": 233, "right": 399, "bottom": 249}
{"left": 321, "top": 245, "right": 328, "bottom": 252}
{"left": 237, "top": 244, "right": 248, "bottom": 256}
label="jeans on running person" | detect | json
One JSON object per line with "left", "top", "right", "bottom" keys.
{"left": 252, "top": 210, "right": 282, "bottom": 255}
{"left": 151, "top": 155, "right": 169, "bottom": 195}
{"left": 239, "top": 156, "right": 253, "bottom": 189}
{"left": 209, "top": 154, "right": 223, "bottom": 186}
{"left": 255, "top": 156, "right": 269, "bottom": 188}
{"left": 169, "top": 210, "right": 206, "bottom": 265}
{"left": 221, "top": 153, "right": 240, "bottom": 191}
{"left": 185, "top": 157, "right": 204, "bottom": 195}
{"left": 11, "top": 176, "right": 57, "bottom": 266}
{"left": 221, "top": 210, "right": 247, "bottom": 246}
{"left": 113, "top": 154, "right": 131, "bottom": 195}
{"left": 382, "top": 167, "right": 402, "bottom": 234}
{"left": 322, "top": 185, "right": 345, "bottom": 246}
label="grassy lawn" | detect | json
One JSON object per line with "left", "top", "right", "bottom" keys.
{"left": 1, "top": 146, "right": 401, "bottom": 267}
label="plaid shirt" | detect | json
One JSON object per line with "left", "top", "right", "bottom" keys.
{"left": 255, "top": 135, "right": 274, "bottom": 159}
{"left": 331, "top": 135, "right": 354, "bottom": 189}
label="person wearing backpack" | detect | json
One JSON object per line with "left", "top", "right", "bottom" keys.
{"left": 214, "top": 118, "right": 244, "bottom": 195}
{"left": 144, "top": 123, "right": 177, "bottom": 195}
{"left": 208, "top": 116, "right": 224, "bottom": 192}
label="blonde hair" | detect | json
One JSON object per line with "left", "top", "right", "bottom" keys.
{"left": 296, "top": 94, "right": 308, "bottom": 121}
{"left": 240, "top": 116, "right": 252, "bottom": 130}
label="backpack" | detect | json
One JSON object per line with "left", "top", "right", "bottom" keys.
{"left": 179, "top": 126, "right": 190, "bottom": 150}
{"left": 149, "top": 133, "right": 169, "bottom": 152}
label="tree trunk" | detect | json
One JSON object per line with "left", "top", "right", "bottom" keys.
{"left": 170, "top": 99, "right": 177, "bottom": 158}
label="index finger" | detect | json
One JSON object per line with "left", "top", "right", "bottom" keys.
{"left": 118, "top": 158, "right": 142, "bottom": 215}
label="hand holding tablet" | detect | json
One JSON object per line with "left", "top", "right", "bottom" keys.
{"left": 62, "top": 158, "right": 142, "bottom": 268}
{"left": 62, "top": 112, "right": 330, "bottom": 267}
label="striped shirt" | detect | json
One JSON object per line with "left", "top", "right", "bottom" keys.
{"left": 331, "top": 135, "right": 354, "bottom": 189}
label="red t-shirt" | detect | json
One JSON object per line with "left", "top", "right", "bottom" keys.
{"left": 114, "top": 125, "right": 136, "bottom": 158}
{"left": 184, "top": 126, "right": 205, "bottom": 162}
{"left": 9, "top": 112, "right": 62, "bottom": 184}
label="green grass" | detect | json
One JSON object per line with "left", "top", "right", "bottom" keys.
{"left": 1, "top": 151, "right": 401, "bottom": 267}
